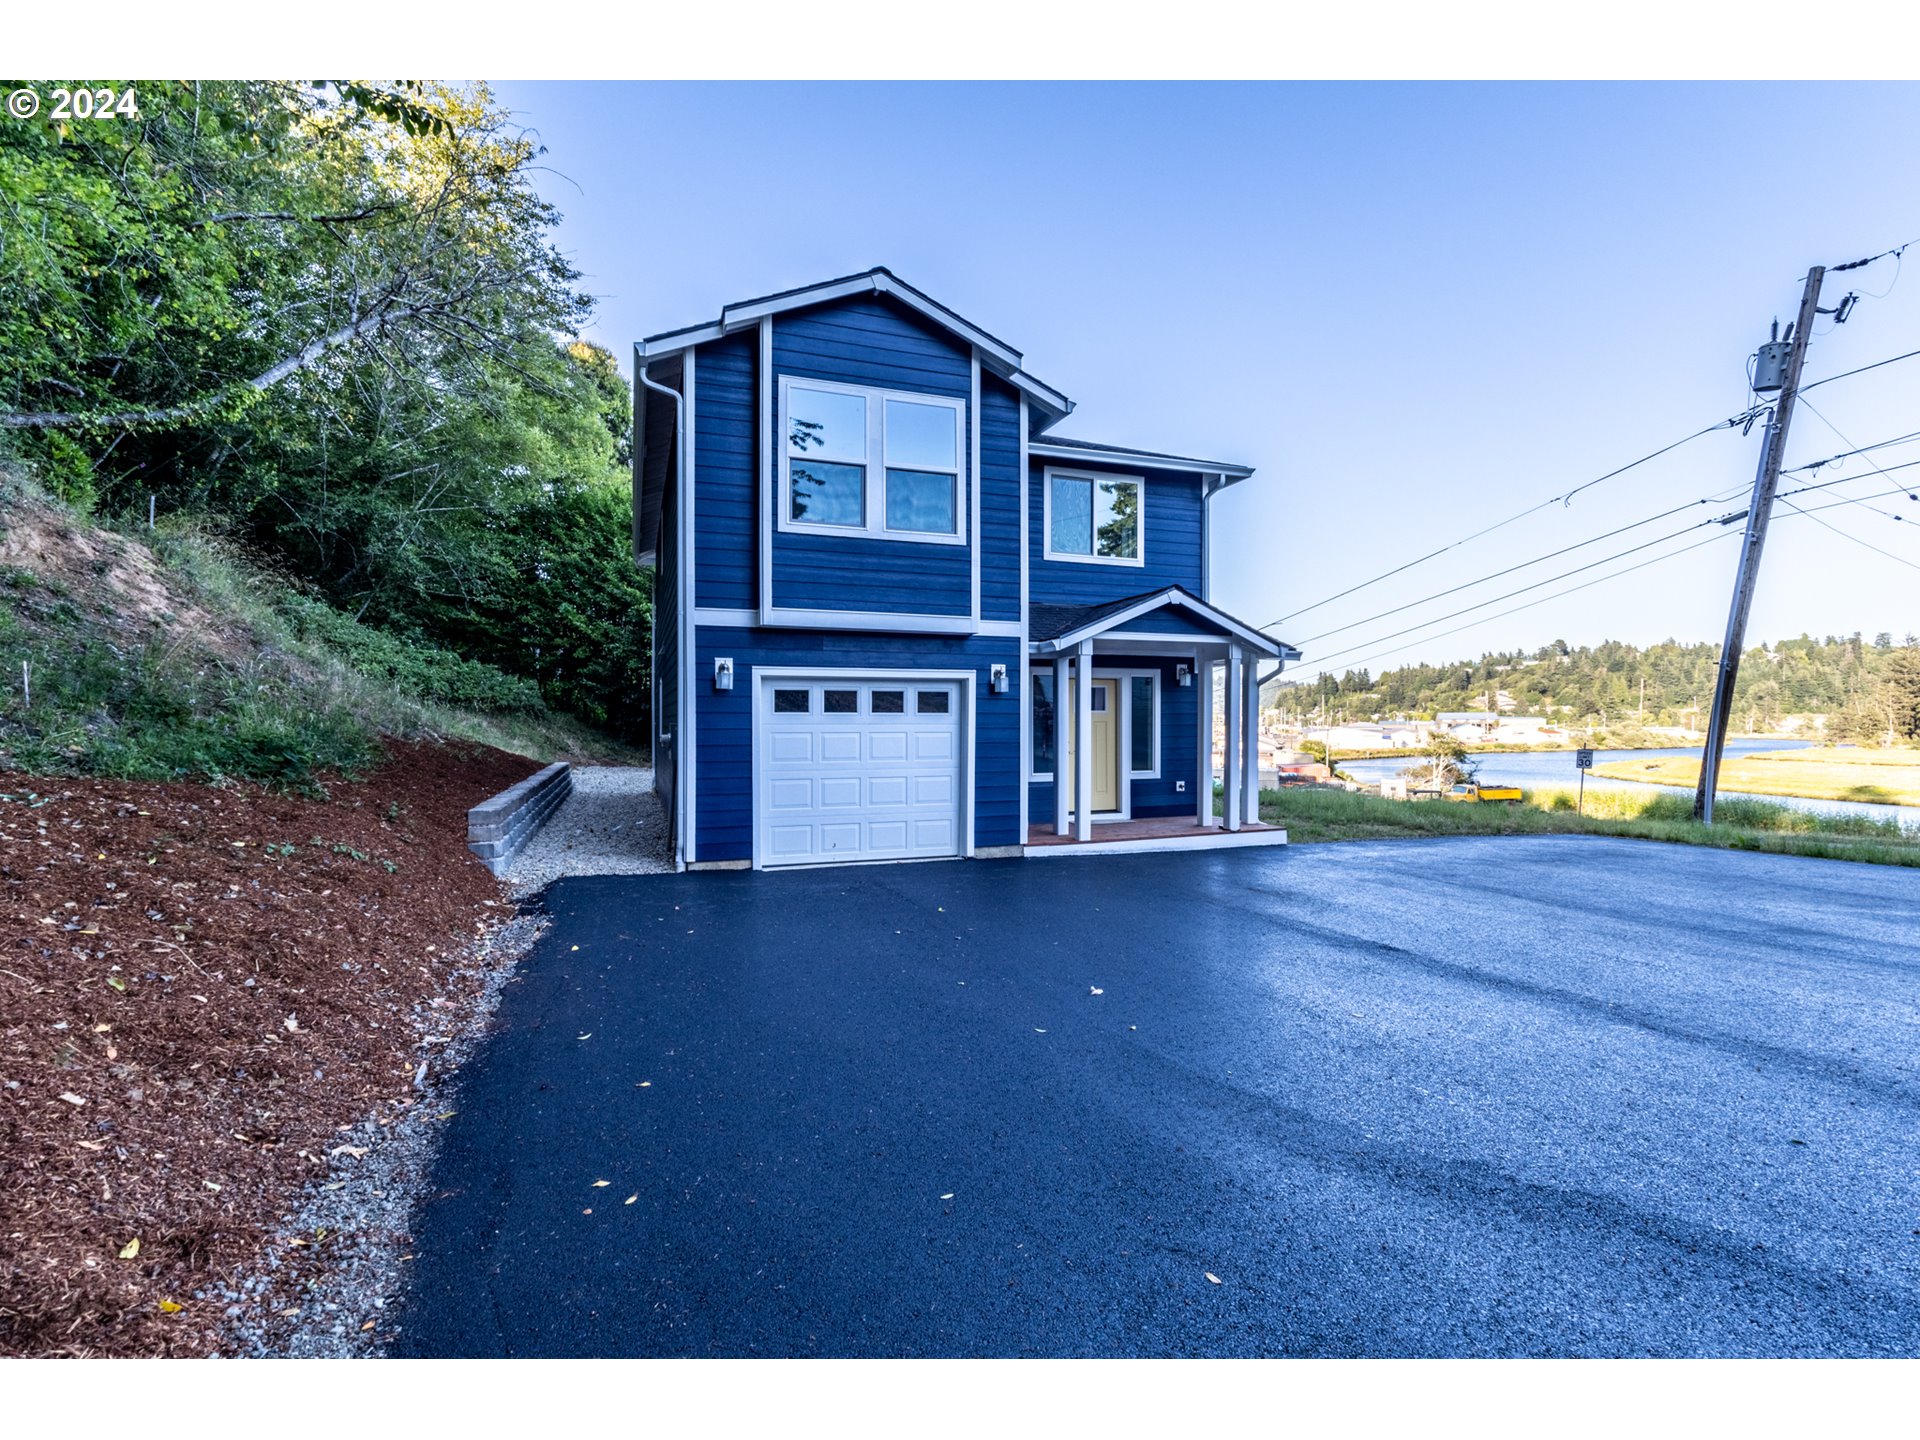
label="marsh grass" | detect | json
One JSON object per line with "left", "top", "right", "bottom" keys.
{"left": 1256, "top": 782, "right": 1920, "bottom": 868}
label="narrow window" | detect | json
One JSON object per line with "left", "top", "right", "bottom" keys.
{"left": 1031, "top": 671, "right": 1056, "bottom": 776}
{"left": 773, "top": 688, "right": 811, "bottom": 714}
{"left": 883, "top": 398, "right": 961, "bottom": 536}
{"left": 824, "top": 689, "right": 858, "bottom": 714}
{"left": 917, "top": 690, "right": 950, "bottom": 714}
{"left": 1091, "top": 686, "right": 1109, "bottom": 713}
{"left": 871, "top": 689, "right": 906, "bottom": 714}
{"left": 1050, "top": 476, "right": 1092, "bottom": 555}
{"left": 787, "top": 385, "right": 867, "bottom": 528}
{"left": 1130, "top": 675, "right": 1156, "bottom": 772}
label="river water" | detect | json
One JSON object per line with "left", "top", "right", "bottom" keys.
{"left": 1335, "top": 738, "right": 1918, "bottom": 830}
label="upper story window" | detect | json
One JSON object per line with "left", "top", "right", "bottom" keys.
{"left": 1043, "top": 467, "right": 1143, "bottom": 566}
{"left": 781, "top": 376, "right": 966, "bottom": 546}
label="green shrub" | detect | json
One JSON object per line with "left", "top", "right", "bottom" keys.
{"left": 274, "top": 593, "right": 545, "bottom": 714}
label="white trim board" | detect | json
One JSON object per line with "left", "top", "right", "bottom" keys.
{"left": 1024, "top": 827, "right": 1289, "bottom": 859}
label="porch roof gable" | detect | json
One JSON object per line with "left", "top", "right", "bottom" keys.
{"left": 1028, "top": 585, "right": 1299, "bottom": 661}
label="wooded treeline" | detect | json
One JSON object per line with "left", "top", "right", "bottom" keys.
{"left": 1281, "top": 632, "right": 1920, "bottom": 741}
{"left": 0, "top": 81, "right": 649, "bottom": 739}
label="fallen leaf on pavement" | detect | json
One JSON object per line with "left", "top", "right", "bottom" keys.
{"left": 158, "top": 1299, "right": 182, "bottom": 1313}
{"left": 1205, "top": 1272, "right": 1222, "bottom": 1285}
{"left": 625, "top": 1194, "right": 637, "bottom": 1205}
{"left": 119, "top": 1239, "right": 140, "bottom": 1260}
{"left": 329, "top": 1145, "right": 369, "bottom": 1159}
{"left": 592, "top": 1180, "right": 610, "bottom": 1187}
{"left": 1089, "top": 987, "right": 1104, "bottom": 996}
{"left": 59, "top": 1092, "right": 86, "bottom": 1106}
{"left": 940, "top": 1193, "right": 955, "bottom": 1201}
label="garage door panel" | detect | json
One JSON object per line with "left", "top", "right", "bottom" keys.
{"left": 767, "top": 824, "right": 816, "bottom": 858}
{"left": 820, "top": 732, "right": 862, "bottom": 762}
{"left": 819, "top": 776, "right": 862, "bottom": 808}
{"left": 768, "top": 777, "right": 814, "bottom": 810}
{"left": 769, "top": 732, "right": 814, "bottom": 763}
{"left": 760, "top": 676, "right": 962, "bottom": 868}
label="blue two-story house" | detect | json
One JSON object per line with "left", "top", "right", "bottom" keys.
{"left": 633, "top": 268, "right": 1300, "bottom": 871}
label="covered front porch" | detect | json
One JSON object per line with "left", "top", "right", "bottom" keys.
{"left": 1023, "top": 586, "right": 1300, "bottom": 854}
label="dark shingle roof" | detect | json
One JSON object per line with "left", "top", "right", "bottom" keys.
{"left": 1032, "top": 435, "right": 1250, "bottom": 475}
{"left": 1027, "top": 586, "right": 1204, "bottom": 643}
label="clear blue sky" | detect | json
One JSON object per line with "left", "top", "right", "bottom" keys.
{"left": 496, "top": 81, "right": 1920, "bottom": 679}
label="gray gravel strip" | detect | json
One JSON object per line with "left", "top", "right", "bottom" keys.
{"left": 504, "top": 765, "right": 669, "bottom": 897}
{"left": 214, "top": 909, "right": 549, "bottom": 1358}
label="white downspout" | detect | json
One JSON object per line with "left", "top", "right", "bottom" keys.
{"left": 637, "top": 358, "right": 690, "bottom": 873}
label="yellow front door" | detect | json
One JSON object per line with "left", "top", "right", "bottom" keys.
{"left": 1062, "top": 676, "right": 1122, "bottom": 817}
{"left": 1090, "top": 679, "right": 1119, "bottom": 811}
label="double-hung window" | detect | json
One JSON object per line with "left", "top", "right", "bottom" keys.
{"left": 781, "top": 377, "right": 966, "bottom": 544}
{"left": 1044, "top": 467, "right": 1144, "bottom": 565}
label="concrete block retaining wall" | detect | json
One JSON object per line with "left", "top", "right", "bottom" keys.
{"left": 468, "top": 761, "right": 571, "bottom": 876}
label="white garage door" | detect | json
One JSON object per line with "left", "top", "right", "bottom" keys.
{"left": 759, "top": 675, "right": 962, "bottom": 867}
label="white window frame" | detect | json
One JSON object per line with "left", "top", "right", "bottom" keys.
{"left": 1026, "top": 665, "right": 1160, "bottom": 782}
{"left": 1042, "top": 465, "right": 1146, "bottom": 567}
{"left": 778, "top": 375, "right": 967, "bottom": 546}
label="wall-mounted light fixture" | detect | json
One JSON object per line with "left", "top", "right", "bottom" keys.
{"left": 714, "top": 657, "right": 734, "bottom": 691}
{"left": 990, "top": 663, "right": 1009, "bottom": 694}
{"left": 1177, "top": 664, "right": 1192, "bottom": 688}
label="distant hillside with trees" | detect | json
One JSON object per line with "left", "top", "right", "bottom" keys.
{"left": 1273, "top": 633, "right": 1920, "bottom": 742}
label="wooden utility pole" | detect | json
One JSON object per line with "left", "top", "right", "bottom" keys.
{"left": 1695, "top": 266, "right": 1825, "bottom": 823}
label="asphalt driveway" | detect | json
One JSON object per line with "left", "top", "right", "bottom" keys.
{"left": 393, "top": 836, "right": 1920, "bottom": 1357}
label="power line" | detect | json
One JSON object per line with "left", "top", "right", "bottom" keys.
{"left": 1297, "top": 530, "right": 1741, "bottom": 680}
{"left": 1777, "top": 497, "right": 1920, "bottom": 573}
{"left": 1288, "top": 480, "right": 1767, "bottom": 649}
{"left": 1259, "top": 409, "right": 1761, "bottom": 629}
{"left": 1798, "top": 345, "right": 1920, "bottom": 396}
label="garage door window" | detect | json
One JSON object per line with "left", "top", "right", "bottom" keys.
{"left": 824, "top": 689, "right": 858, "bottom": 714}
{"left": 872, "top": 690, "right": 905, "bottom": 714}
{"left": 917, "top": 691, "right": 949, "bottom": 714}
{"left": 774, "top": 688, "right": 810, "bottom": 713}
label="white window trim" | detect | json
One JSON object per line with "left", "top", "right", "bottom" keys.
{"left": 777, "top": 374, "right": 967, "bottom": 546}
{"left": 1027, "top": 665, "right": 1160, "bottom": 782}
{"left": 1041, "top": 465, "right": 1146, "bottom": 567}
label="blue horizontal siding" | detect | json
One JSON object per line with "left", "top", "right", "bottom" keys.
{"left": 1025, "top": 656, "right": 1197, "bottom": 828}
{"left": 771, "top": 296, "right": 973, "bottom": 617}
{"left": 1029, "top": 461, "right": 1205, "bottom": 607}
{"left": 692, "top": 626, "right": 1023, "bottom": 863}
{"left": 694, "top": 334, "right": 758, "bottom": 610}
{"left": 980, "top": 373, "right": 1022, "bottom": 623}
{"left": 1112, "top": 607, "right": 1232, "bottom": 638}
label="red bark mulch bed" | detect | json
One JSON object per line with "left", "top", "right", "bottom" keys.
{"left": 0, "top": 739, "right": 536, "bottom": 1357}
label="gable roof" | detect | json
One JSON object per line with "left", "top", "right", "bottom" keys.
{"left": 1028, "top": 585, "right": 1298, "bottom": 661}
{"left": 637, "top": 266, "right": 1073, "bottom": 429}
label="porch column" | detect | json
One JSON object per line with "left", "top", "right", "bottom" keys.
{"left": 1052, "top": 653, "right": 1071, "bottom": 837}
{"left": 1243, "top": 651, "right": 1262, "bottom": 825}
{"left": 1194, "top": 650, "right": 1213, "bottom": 826}
{"left": 1224, "top": 643, "right": 1244, "bottom": 832}
{"left": 1074, "top": 638, "right": 1094, "bottom": 842}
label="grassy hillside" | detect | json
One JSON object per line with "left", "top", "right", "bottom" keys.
{"left": 0, "top": 474, "right": 641, "bottom": 786}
